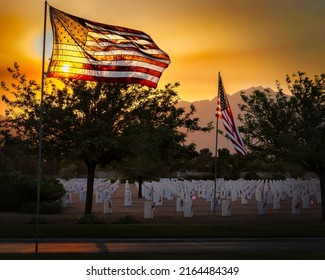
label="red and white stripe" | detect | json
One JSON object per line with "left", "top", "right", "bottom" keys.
{"left": 48, "top": 6, "right": 170, "bottom": 88}
{"left": 216, "top": 75, "right": 247, "bottom": 156}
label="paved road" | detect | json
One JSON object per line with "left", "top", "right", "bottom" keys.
{"left": 1, "top": 238, "right": 325, "bottom": 254}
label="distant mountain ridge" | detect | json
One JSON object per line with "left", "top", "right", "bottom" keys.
{"left": 0, "top": 86, "right": 276, "bottom": 154}
{"left": 179, "top": 86, "right": 276, "bottom": 153}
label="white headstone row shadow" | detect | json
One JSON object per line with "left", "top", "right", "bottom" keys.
{"left": 57, "top": 177, "right": 321, "bottom": 219}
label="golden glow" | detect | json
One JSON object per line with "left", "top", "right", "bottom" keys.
{"left": 62, "top": 64, "right": 70, "bottom": 73}
{"left": 0, "top": 0, "right": 324, "bottom": 115}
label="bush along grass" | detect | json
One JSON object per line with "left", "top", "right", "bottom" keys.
{"left": 0, "top": 174, "right": 65, "bottom": 212}
{"left": 114, "top": 214, "right": 140, "bottom": 224}
{"left": 77, "top": 214, "right": 105, "bottom": 224}
{"left": 20, "top": 201, "right": 63, "bottom": 214}
{"left": 27, "top": 216, "right": 48, "bottom": 224}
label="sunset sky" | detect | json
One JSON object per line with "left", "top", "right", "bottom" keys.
{"left": 0, "top": 0, "right": 324, "bottom": 114}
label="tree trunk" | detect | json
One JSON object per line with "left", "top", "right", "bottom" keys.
{"left": 138, "top": 177, "right": 143, "bottom": 198}
{"left": 318, "top": 172, "right": 325, "bottom": 221}
{"left": 84, "top": 162, "right": 96, "bottom": 216}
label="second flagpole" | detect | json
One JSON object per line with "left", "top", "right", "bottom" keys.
{"left": 213, "top": 72, "right": 221, "bottom": 215}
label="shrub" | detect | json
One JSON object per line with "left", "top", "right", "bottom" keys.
{"left": 0, "top": 175, "right": 65, "bottom": 212}
{"left": 270, "top": 173, "right": 286, "bottom": 180}
{"left": 114, "top": 214, "right": 140, "bottom": 224}
{"left": 39, "top": 178, "right": 66, "bottom": 202}
{"left": 59, "top": 164, "right": 77, "bottom": 179}
{"left": 40, "top": 201, "right": 62, "bottom": 214}
{"left": 27, "top": 216, "right": 48, "bottom": 224}
{"left": 244, "top": 172, "right": 260, "bottom": 180}
{"left": 77, "top": 214, "right": 105, "bottom": 224}
{"left": 0, "top": 174, "right": 35, "bottom": 211}
{"left": 20, "top": 201, "right": 63, "bottom": 214}
{"left": 20, "top": 201, "right": 36, "bottom": 214}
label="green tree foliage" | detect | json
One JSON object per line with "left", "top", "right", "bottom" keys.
{"left": 195, "top": 148, "right": 214, "bottom": 172}
{"left": 0, "top": 175, "right": 65, "bottom": 212}
{"left": 217, "top": 148, "right": 239, "bottom": 179}
{"left": 0, "top": 63, "right": 212, "bottom": 214}
{"left": 239, "top": 72, "right": 325, "bottom": 219}
{"left": 216, "top": 148, "right": 249, "bottom": 180}
{"left": 0, "top": 150, "right": 13, "bottom": 174}
{"left": 119, "top": 84, "right": 212, "bottom": 196}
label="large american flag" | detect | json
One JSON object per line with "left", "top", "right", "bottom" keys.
{"left": 216, "top": 75, "right": 247, "bottom": 156}
{"left": 47, "top": 6, "right": 170, "bottom": 88}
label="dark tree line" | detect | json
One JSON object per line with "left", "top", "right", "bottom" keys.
{"left": 1, "top": 64, "right": 323, "bottom": 220}
{"left": 0, "top": 63, "right": 212, "bottom": 215}
{"left": 239, "top": 72, "right": 324, "bottom": 220}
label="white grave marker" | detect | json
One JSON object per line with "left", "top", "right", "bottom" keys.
{"left": 183, "top": 201, "right": 193, "bottom": 218}
{"left": 222, "top": 200, "right": 231, "bottom": 216}
{"left": 144, "top": 201, "right": 154, "bottom": 219}
{"left": 292, "top": 198, "right": 301, "bottom": 214}
{"left": 103, "top": 199, "right": 112, "bottom": 214}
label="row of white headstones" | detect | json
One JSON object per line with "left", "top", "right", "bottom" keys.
{"left": 58, "top": 177, "right": 321, "bottom": 219}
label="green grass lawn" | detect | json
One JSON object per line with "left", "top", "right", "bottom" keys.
{"left": 1, "top": 221, "right": 325, "bottom": 238}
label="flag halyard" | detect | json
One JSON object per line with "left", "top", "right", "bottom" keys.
{"left": 47, "top": 6, "right": 170, "bottom": 88}
{"left": 216, "top": 75, "right": 247, "bottom": 156}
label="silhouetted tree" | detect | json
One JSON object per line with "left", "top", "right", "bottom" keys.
{"left": 239, "top": 72, "right": 325, "bottom": 219}
{"left": 118, "top": 83, "right": 212, "bottom": 196}
{"left": 0, "top": 63, "right": 212, "bottom": 214}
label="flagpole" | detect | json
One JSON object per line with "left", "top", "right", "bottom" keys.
{"left": 35, "top": 0, "right": 48, "bottom": 256}
{"left": 213, "top": 72, "right": 221, "bottom": 215}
